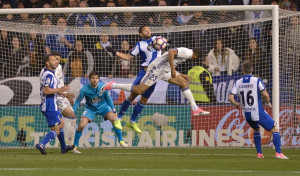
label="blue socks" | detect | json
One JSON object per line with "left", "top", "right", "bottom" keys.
{"left": 118, "top": 98, "right": 132, "bottom": 119}
{"left": 41, "top": 131, "right": 57, "bottom": 146}
{"left": 113, "top": 127, "right": 123, "bottom": 142}
{"left": 273, "top": 132, "right": 281, "bottom": 153}
{"left": 130, "top": 101, "right": 144, "bottom": 122}
{"left": 57, "top": 128, "right": 66, "bottom": 150}
{"left": 253, "top": 131, "right": 262, "bottom": 154}
{"left": 74, "top": 130, "right": 83, "bottom": 147}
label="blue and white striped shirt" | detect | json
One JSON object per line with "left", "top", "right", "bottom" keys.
{"left": 40, "top": 68, "right": 59, "bottom": 112}
{"left": 131, "top": 36, "right": 161, "bottom": 68}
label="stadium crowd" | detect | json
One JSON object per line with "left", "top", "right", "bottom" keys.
{"left": 0, "top": 0, "right": 298, "bottom": 85}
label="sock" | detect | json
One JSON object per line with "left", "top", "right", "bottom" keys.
{"left": 273, "top": 132, "right": 281, "bottom": 153}
{"left": 74, "top": 130, "right": 83, "bottom": 147}
{"left": 253, "top": 131, "right": 262, "bottom": 154}
{"left": 182, "top": 88, "right": 198, "bottom": 111}
{"left": 112, "top": 83, "right": 133, "bottom": 92}
{"left": 41, "top": 131, "right": 57, "bottom": 146}
{"left": 130, "top": 101, "right": 144, "bottom": 123}
{"left": 64, "top": 118, "right": 76, "bottom": 145}
{"left": 57, "top": 128, "right": 66, "bottom": 150}
{"left": 118, "top": 98, "right": 132, "bottom": 119}
{"left": 113, "top": 126, "right": 123, "bottom": 142}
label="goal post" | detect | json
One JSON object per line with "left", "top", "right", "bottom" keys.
{"left": 1, "top": 5, "right": 298, "bottom": 148}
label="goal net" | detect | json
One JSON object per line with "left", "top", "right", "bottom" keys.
{"left": 0, "top": 6, "right": 298, "bottom": 148}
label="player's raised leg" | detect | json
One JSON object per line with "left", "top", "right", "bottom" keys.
{"left": 168, "top": 74, "right": 210, "bottom": 116}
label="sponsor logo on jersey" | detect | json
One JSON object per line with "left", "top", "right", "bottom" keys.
{"left": 91, "top": 97, "right": 102, "bottom": 104}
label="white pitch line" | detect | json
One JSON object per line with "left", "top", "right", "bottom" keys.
{"left": 0, "top": 168, "right": 300, "bottom": 174}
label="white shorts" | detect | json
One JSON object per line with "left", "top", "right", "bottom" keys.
{"left": 57, "top": 96, "right": 72, "bottom": 113}
{"left": 141, "top": 68, "right": 180, "bottom": 87}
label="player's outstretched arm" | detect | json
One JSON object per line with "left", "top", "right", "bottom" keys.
{"left": 106, "top": 46, "right": 133, "bottom": 61}
{"left": 103, "top": 90, "right": 115, "bottom": 111}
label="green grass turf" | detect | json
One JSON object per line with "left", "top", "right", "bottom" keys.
{"left": 0, "top": 148, "right": 299, "bottom": 176}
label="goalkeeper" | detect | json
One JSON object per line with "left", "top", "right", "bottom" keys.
{"left": 72, "top": 71, "right": 127, "bottom": 152}
{"left": 104, "top": 47, "right": 210, "bottom": 116}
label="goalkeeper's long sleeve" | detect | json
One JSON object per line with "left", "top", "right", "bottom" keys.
{"left": 103, "top": 91, "right": 115, "bottom": 111}
{"left": 73, "top": 89, "right": 84, "bottom": 114}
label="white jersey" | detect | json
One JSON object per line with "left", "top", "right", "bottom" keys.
{"left": 40, "top": 68, "right": 59, "bottom": 112}
{"left": 131, "top": 36, "right": 162, "bottom": 67}
{"left": 230, "top": 75, "right": 266, "bottom": 121}
{"left": 149, "top": 47, "right": 193, "bottom": 71}
{"left": 55, "top": 64, "right": 64, "bottom": 88}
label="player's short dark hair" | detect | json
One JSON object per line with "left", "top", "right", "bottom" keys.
{"left": 43, "top": 54, "right": 55, "bottom": 65}
{"left": 89, "top": 71, "right": 99, "bottom": 79}
{"left": 138, "top": 25, "right": 148, "bottom": 34}
{"left": 50, "top": 51, "right": 61, "bottom": 57}
{"left": 242, "top": 60, "right": 253, "bottom": 74}
{"left": 192, "top": 48, "right": 202, "bottom": 59}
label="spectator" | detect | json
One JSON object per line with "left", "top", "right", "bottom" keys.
{"left": 147, "top": 0, "right": 174, "bottom": 26}
{"left": 279, "top": 0, "right": 298, "bottom": 11}
{"left": 51, "top": 0, "right": 65, "bottom": 8}
{"left": 76, "top": 22, "right": 98, "bottom": 50}
{"left": 3, "top": 35, "right": 26, "bottom": 78}
{"left": 117, "top": 0, "right": 129, "bottom": 6}
{"left": 244, "top": 38, "right": 269, "bottom": 80}
{"left": 188, "top": 16, "right": 216, "bottom": 56}
{"left": 98, "top": 1, "right": 120, "bottom": 26}
{"left": 109, "top": 40, "right": 137, "bottom": 78}
{"left": 63, "top": 40, "right": 94, "bottom": 78}
{"left": 221, "top": 24, "right": 249, "bottom": 58}
{"left": 69, "top": 0, "right": 78, "bottom": 7}
{"left": 75, "top": 1, "right": 99, "bottom": 27}
{"left": 109, "top": 21, "right": 128, "bottom": 50}
{"left": 0, "top": 30, "right": 11, "bottom": 79}
{"left": 24, "top": 0, "right": 44, "bottom": 8}
{"left": 97, "top": 0, "right": 107, "bottom": 7}
{"left": 245, "top": 0, "right": 271, "bottom": 41}
{"left": 0, "top": 2, "right": 17, "bottom": 22}
{"left": 207, "top": 38, "right": 240, "bottom": 76}
{"left": 92, "top": 34, "right": 114, "bottom": 77}
{"left": 45, "top": 17, "right": 75, "bottom": 67}
{"left": 119, "top": 12, "right": 138, "bottom": 27}
{"left": 25, "top": 29, "right": 45, "bottom": 76}
{"left": 177, "top": 1, "right": 193, "bottom": 25}
{"left": 188, "top": 11, "right": 210, "bottom": 25}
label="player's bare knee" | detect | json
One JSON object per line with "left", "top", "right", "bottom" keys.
{"left": 180, "top": 81, "right": 189, "bottom": 89}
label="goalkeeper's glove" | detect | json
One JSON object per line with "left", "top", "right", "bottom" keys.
{"left": 106, "top": 46, "right": 116, "bottom": 56}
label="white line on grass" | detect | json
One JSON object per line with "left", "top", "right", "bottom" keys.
{"left": 1, "top": 168, "right": 300, "bottom": 174}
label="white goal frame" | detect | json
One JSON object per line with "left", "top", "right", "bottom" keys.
{"left": 0, "top": 5, "right": 280, "bottom": 128}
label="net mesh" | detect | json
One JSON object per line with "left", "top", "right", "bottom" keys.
{"left": 0, "top": 8, "right": 299, "bottom": 148}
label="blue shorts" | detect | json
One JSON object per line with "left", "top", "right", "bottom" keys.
{"left": 246, "top": 111, "right": 276, "bottom": 131}
{"left": 42, "top": 111, "right": 62, "bottom": 127}
{"left": 82, "top": 106, "right": 112, "bottom": 122}
{"left": 133, "top": 69, "right": 156, "bottom": 98}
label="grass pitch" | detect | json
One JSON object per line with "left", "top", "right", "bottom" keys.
{"left": 0, "top": 148, "right": 299, "bottom": 176}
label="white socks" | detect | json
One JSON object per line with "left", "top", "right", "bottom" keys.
{"left": 182, "top": 89, "right": 198, "bottom": 111}
{"left": 64, "top": 118, "right": 76, "bottom": 145}
{"left": 112, "top": 83, "right": 133, "bottom": 92}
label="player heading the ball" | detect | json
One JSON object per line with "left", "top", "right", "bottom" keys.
{"left": 104, "top": 47, "right": 210, "bottom": 116}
